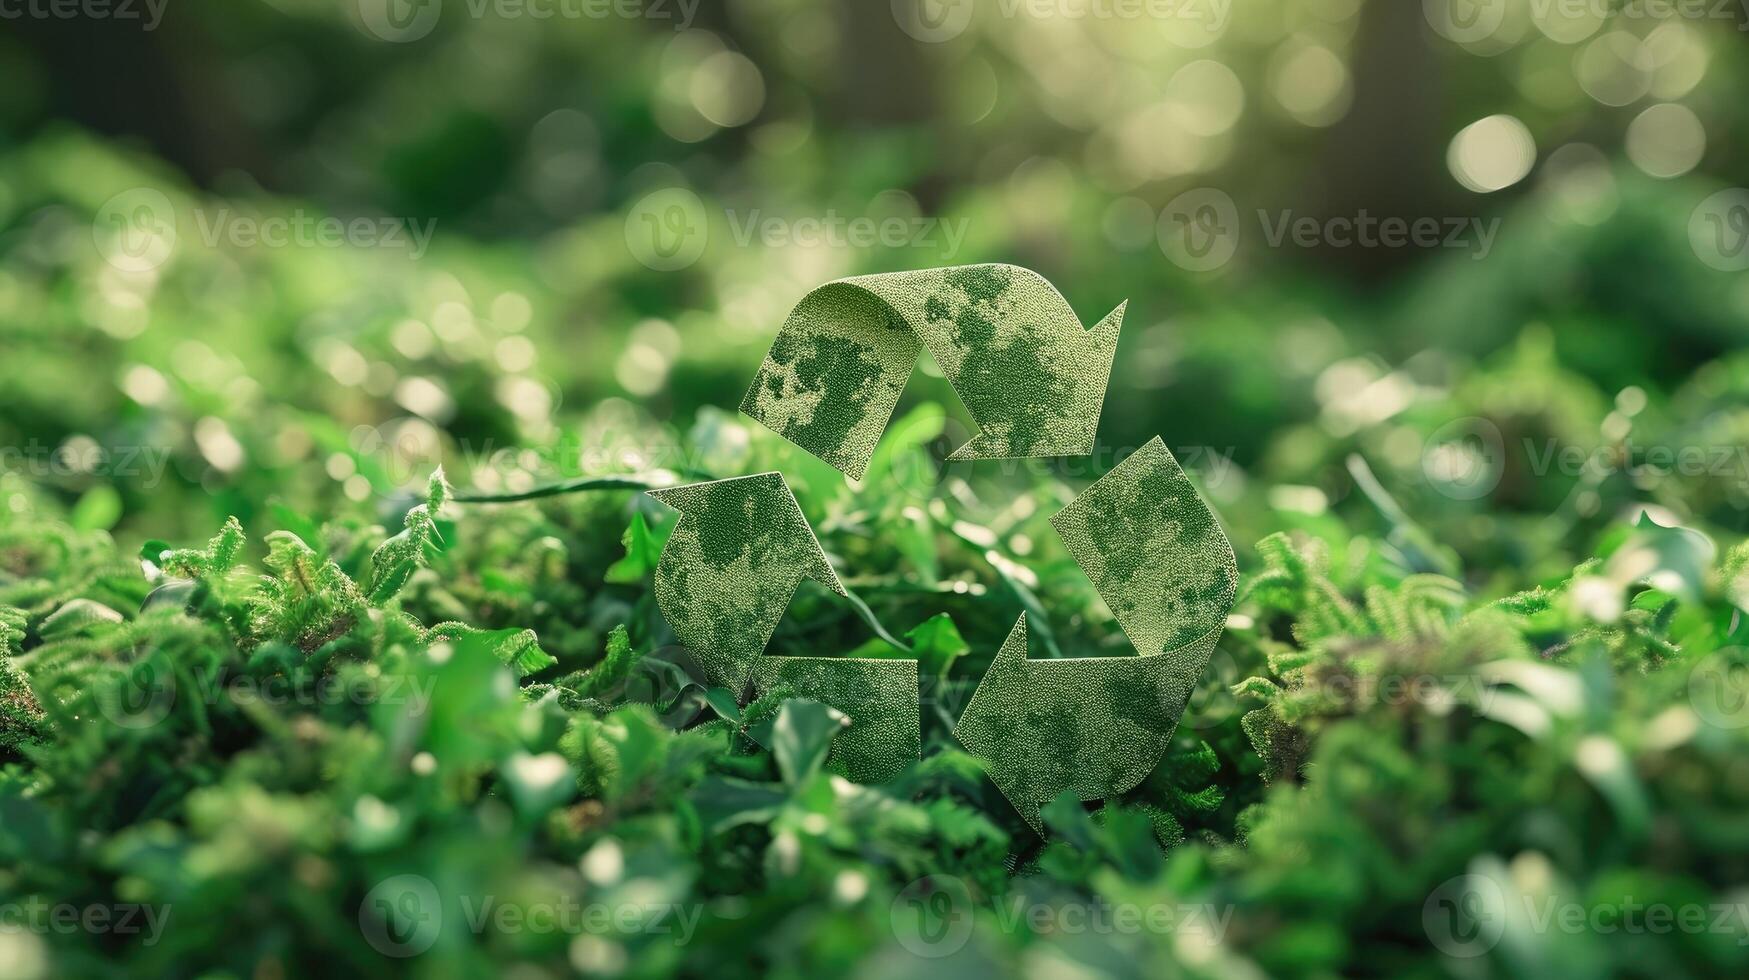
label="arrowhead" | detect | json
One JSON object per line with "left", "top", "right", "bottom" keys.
{"left": 646, "top": 473, "right": 843, "bottom": 691}
{"left": 1048, "top": 437, "right": 1236, "bottom": 658}
{"left": 952, "top": 616, "right": 1040, "bottom": 827}
{"left": 1087, "top": 299, "right": 1126, "bottom": 366}
{"left": 953, "top": 437, "right": 1238, "bottom": 830}
{"left": 647, "top": 473, "right": 842, "bottom": 596}
{"left": 945, "top": 296, "right": 1124, "bottom": 462}
{"left": 954, "top": 613, "right": 1200, "bottom": 829}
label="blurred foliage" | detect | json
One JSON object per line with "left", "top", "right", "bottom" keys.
{"left": 3, "top": 0, "right": 1749, "bottom": 977}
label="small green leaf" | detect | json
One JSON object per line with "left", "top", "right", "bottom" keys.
{"left": 69, "top": 484, "right": 122, "bottom": 532}
{"left": 772, "top": 699, "right": 847, "bottom": 786}
{"left": 1605, "top": 512, "right": 1715, "bottom": 604}
{"left": 605, "top": 513, "right": 661, "bottom": 584}
{"left": 428, "top": 624, "right": 556, "bottom": 677}
{"left": 904, "top": 613, "right": 969, "bottom": 678}
{"left": 139, "top": 539, "right": 174, "bottom": 580}
{"left": 1041, "top": 790, "right": 1097, "bottom": 849}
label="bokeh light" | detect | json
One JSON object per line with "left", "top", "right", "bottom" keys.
{"left": 1448, "top": 114, "right": 1536, "bottom": 193}
{"left": 1625, "top": 103, "right": 1706, "bottom": 179}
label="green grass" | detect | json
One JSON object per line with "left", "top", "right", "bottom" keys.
{"left": 3, "top": 403, "right": 1747, "bottom": 976}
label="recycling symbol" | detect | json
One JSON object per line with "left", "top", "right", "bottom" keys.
{"left": 649, "top": 263, "right": 1238, "bottom": 829}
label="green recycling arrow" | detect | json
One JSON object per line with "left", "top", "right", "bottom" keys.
{"left": 953, "top": 437, "right": 1239, "bottom": 829}
{"left": 648, "top": 473, "right": 919, "bottom": 781}
{"left": 741, "top": 263, "right": 1125, "bottom": 480}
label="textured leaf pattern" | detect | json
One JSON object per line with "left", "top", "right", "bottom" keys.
{"left": 741, "top": 264, "right": 1124, "bottom": 479}
{"left": 752, "top": 657, "right": 919, "bottom": 783}
{"left": 673, "top": 283, "right": 1233, "bottom": 813}
{"left": 954, "top": 439, "right": 1238, "bottom": 827}
{"left": 649, "top": 474, "right": 922, "bottom": 778}
{"left": 1049, "top": 437, "right": 1238, "bottom": 657}
{"left": 647, "top": 473, "right": 845, "bottom": 691}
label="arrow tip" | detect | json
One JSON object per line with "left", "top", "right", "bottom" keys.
{"left": 644, "top": 473, "right": 842, "bottom": 595}
{"left": 952, "top": 614, "right": 1029, "bottom": 739}
{"left": 1087, "top": 299, "right": 1124, "bottom": 359}
{"left": 945, "top": 431, "right": 1011, "bottom": 461}
{"left": 996, "top": 614, "right": 1028, "bottom": 662}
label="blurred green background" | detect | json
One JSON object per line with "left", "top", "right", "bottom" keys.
{"left": 2, "top": 0, "right": 1746, "bottom": 553}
